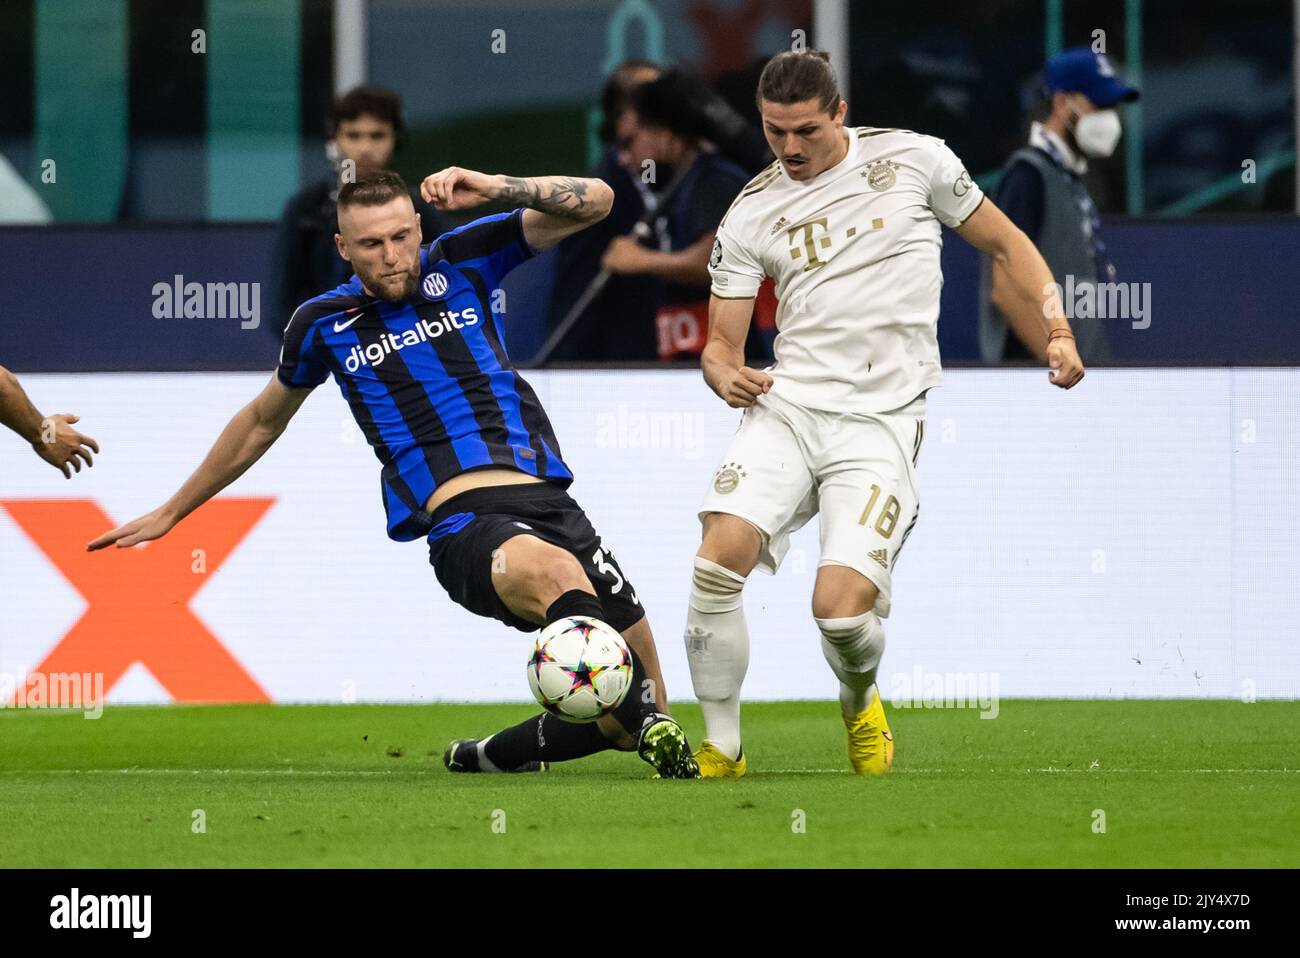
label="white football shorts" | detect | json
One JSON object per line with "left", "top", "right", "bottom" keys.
{"left": 698, "top": 388, "right": 925, "bottom": 618}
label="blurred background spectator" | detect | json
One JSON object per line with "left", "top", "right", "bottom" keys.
{"left": 0, "top": 0, "right": 1295, "bottom": 369}
{"left": 979, "top": 48, "right": 1140, "bottom": 363}
{"left": 601, "top": 69, "right": 755, "bottom": 363}
{"left": 542, "top": 60, "right": 664, "bottom": 363}
{"left": 268, "top": 84, "right": 449, "bottom": 337}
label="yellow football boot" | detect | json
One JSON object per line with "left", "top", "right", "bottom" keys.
{"left": 693, "top": 740, "right": 748, "bottom": 779}
{"left": 843, "top": 693, "right": 894, "bottom": 775}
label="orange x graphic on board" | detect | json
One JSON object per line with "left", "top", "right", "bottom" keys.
{"left": 1, "top": 498, "right": 274, "bottom": 705}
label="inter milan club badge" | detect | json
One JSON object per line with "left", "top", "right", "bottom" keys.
{"left": 863, "top": 160, "right": 898, "bottom": 192}
{"left": 421, "top": 270, "right": 450, "bottom": 300}
{"left": 713, "top": 461, "right": 747, "bottom": 495}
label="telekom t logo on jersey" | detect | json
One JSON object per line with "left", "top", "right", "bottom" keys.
{"left": 788, "top": 218, "right": 833, "bottom": 270}
{"left": 0, "top": 498, "right": 273, "bottom": 705}
{"left": 787, "top": 216, "right": 886, "bottom": 271}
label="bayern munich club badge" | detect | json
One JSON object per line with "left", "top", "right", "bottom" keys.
{"left": 713, "top": 461, "right": 747, "bottom": 495}
{"left": 421, "top": 270, "right": 450, "bottom": 300}
{"left": 864, "top": 159, "right": 898, "bottom": 192}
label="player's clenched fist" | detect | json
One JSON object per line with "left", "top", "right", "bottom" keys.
{"left": 716, "top": 366, "right": 773, "bottom": 408}
{"left": 420, "top": 167, "right": 499, "bottom": 211}
{"left": 1047, "top": 336, "right": 1085, "bottom": 389}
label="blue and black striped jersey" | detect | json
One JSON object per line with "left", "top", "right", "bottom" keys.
{"left": 277, "top": 208, "right": 573, "bottom": 541}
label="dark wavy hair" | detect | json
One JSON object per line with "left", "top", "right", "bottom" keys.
{"left": 756, "top": 50, "right": 841, "bottom": 114}
{"left": 329, "top": 85, "right": 407, "bottom": 142}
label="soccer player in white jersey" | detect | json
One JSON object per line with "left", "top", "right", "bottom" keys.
{"left": 685, "top": 51, "right": 1085, "bottom": 777}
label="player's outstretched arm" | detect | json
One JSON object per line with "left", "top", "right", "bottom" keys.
{"left": 86, "top": 375, "right": 311, "bottom": 551}
{"left": 956, "top": 198, "right": 1085, "bottom": 389}
{"left": 0, "top": 364, "right": 99, "bottom": 478}
{"left": 701, "top": 294, "right": 772, "bottom": 408}
{"left": 419, "top": 166, "right": 613, "bottom": 250}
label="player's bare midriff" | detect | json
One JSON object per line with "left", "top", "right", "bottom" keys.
{"left": 424, "top": 468, "right": 545, "bottom": 513}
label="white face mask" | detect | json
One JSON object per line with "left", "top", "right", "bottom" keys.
{"left": 1073, "top": 107, "right": 1122, "bottom": 158}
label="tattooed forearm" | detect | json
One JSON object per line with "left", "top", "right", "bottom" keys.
{"left": 498, "top": 175, "right": 598, "bottom": 220}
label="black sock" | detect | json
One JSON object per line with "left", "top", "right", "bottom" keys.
{"left": 546, "top": 589, "right": 605, "bottom": 624}
{"left": 611, "top": 646, "right": 658, "bottom": 736}
{"left": 483, "top": 712, "right": 614, "bottom": 768}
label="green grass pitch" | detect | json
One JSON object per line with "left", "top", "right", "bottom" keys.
{"left": 2, "top": 700, "right": 1296, "bottom": 867}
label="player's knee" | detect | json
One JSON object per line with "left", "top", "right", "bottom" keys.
{"left": 811, "top": 568, "right": 879, "bottom": 620}
{"left": 811, "top": 591, "right": 876, "bottom": 620}
{"left": 497, "top": 536, "right": 590, "bottom": 607}
{"left": 535, "top": 549, "right": 590, "bottom": 604}
{"left": 698, "top": 513, "right": 761, "bottom": 577}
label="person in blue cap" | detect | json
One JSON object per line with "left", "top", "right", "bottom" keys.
{"left": 979, "top": 48, "right": 1140, "bottom": 363}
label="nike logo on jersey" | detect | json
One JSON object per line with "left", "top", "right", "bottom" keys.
{"left": 333, "top": 306, "right": 366, "bottom": 332}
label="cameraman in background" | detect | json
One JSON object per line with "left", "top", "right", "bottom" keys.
{"left": 267, "top": 86, "right": 448, "bottom": 338}
{"left": 602, "top": 69, "right": 769, "bottom": 363}
{"left": 544, "top": 61, "right": 664, "bottom": 362}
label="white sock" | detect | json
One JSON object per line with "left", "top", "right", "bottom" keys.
{"left": 684, "top": 556, "right": 749, "bottom": 761}
{"left": 476, "top": 734, "right": 501, "bottom": 772}
{"left": 816, "top": 611, "right": 886, "bottom": 717}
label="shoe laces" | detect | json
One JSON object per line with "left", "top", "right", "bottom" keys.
{"left": 847, "top": 714, "right": 885, "bottom": 761}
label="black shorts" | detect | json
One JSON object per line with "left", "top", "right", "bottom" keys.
{"left": 426, "top": 482, "right": 645, "bottom": 634}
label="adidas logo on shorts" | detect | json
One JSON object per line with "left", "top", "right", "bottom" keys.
{"left": 868, "top": 548, "right": 889, "bottom": 569}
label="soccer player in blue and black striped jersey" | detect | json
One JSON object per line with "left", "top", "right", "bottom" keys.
{"left": 88, "top": 167, "right": 699, "bottom": 779}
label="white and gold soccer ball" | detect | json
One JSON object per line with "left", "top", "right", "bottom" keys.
{"left": 526, "top": 616, "right": 633, "bottom": 722}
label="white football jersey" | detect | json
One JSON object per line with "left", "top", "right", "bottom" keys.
{"left": 709, "top": 126, "right": 984, "bottom": 414}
